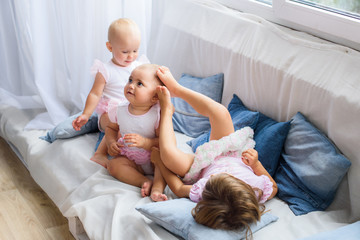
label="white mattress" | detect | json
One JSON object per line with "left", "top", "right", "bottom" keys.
{"left": 1, "top": 0, "right": 359, "bottom": 239}
{"left": 0, "top": 104, "right": 352, "bottom": 240}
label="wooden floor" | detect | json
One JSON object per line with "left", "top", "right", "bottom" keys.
{"left": 0, "top": 137, "right": 75, "bottom": 240}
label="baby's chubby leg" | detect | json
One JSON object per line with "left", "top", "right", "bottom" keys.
{"left": 107, "top": 156, "right": 152, "bottom": 196}
{"left": 98, "top": 112, "right": 112, "bottom": 132}
{"left": 150, "top": 165, "right": 168, "bottom": 202}
{"left": 91, "top": 138, "right": 109, "bottom": 168}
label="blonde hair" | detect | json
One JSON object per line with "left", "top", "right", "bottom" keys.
{"left": 135, "top": 64, "right": 164, "bottom": 86}
{"left": 108, "top": 18, "right": 140, "bottom": 43}
{"left": 192, "top": 173, "right": 265, "bottom": 238}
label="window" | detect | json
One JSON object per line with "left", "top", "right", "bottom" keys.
{"left": 214, "top": 0, "right": 360, "bottom": 50}
{"left": 292, "top": 0, "right": 360, "bottom": 17}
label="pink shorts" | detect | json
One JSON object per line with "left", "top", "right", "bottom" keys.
{"left": 117, "top": 138, "right": 153, "bottom": 175}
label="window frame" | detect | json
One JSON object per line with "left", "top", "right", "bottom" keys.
{"left": 212, "top": 0, "right": 360, "bottom": 50}
{"left": 273, "top": 0, "right": 360, "bottom": 45}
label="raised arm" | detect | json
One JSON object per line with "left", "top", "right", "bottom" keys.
{"left": 242, "top": 149, "right": 278, "bottom": 200}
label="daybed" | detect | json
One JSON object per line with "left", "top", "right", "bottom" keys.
{"left": 1, "top": 0, "right": 360, "bottom": 239}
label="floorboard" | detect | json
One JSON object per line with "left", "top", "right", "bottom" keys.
{"left": 0, "top": 137, "right": 75, "bottom": 240}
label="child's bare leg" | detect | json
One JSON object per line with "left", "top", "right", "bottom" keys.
{"left": 156, "top": 86, "right": 195, "bottom": 177}
{"left": 157, "top": 66, "right": 234, "bottom": 141}
{"left": 90, "top": 137, "right": 109, "bottom": 168}
{"left": 150, "top": 166, "right": 168, "bottom": 202}
{"left": 99, "top": 113, "right": 112, "bottom": 132}
{"left": 90, "top": 113, "right": 115, "bottom": 167}
{"left": 107, "top": 156, "right": 152, "bottom": 196}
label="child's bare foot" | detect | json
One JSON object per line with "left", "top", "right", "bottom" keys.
{"left": 157, "top": 66, "right": 180, "bottom": 96}
{"left": 150, "top": 190, "right": 168, "bottom": 202}
{"left": 90, "top": 153, "right": 109, "bottom": 168}
{"left": 156, "top": 86, "right": 175, "bottom": 116}
{"left": 141, "top": 180, "right": 153, "bottom": 197}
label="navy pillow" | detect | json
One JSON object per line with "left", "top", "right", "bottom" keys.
{"left": 172, "top": 73, "right": 224, "bottom": 138}
{"left": 274, "top": 112, "right": 351, "bottom": 215}
{"left": 187, "top": 94, "right": 259, "bottom": 152}
{"left": 254, "top": 112, "right": 291, "bottom": 176}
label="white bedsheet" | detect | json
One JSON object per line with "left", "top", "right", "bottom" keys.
{"left": 1, "top": 0, "right": 360, "bottom": 239}
{"left": 0, "top": 105, "right": 186, "bottom": 240}
{"left": 0, "top": 104, "right": 352, "bottom": 240}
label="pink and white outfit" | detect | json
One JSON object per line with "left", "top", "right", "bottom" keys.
{"left": 91, "top": 55, "right": 149, "bottom": 129}
{"left": 108, "top": 102, "right": 161, "bottom": 174}
{"left": 184, "top": 127, "right": 273, "bottom": 203}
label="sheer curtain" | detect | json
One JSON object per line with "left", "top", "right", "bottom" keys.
{"left": 0, "top": 0, "right": 152, "bottom": 129}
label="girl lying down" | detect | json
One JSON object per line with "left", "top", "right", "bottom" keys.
{"left": 151, "top": 66, "right": 278, "bottom": 233}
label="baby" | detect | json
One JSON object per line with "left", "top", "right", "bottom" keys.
{"left": 95, "top": 64, "right": 167, "bottom": 202}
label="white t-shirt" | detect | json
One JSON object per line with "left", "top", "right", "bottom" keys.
{"left": 91, "top": 55, "right": 149, "bottom": 101}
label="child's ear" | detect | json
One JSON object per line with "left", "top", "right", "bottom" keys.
{"left": 152, "top": 94, "right": 159, "bottom": 104}
{"left": 106, "top": 42, "right": 112, "bottom": 52}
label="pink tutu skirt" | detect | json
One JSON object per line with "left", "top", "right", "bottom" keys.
{"left": 95, "top": 97, "right": 127, "bottom": 116}
{"left": 117, "top": 138, "right": 151, "bottom": 165}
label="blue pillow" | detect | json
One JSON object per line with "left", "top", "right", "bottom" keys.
{"left": 274, "top": 112, "right": 351, "bottom": 215}
{"left": 136, "top": 198, "right": 278, "bottom": 240}
{"left": 254, "top": 112, "right": 291, "bottom": 177}
{"left": 40, "top": 112, "right": 99, "bottom": 143}
{"left": 187, "top": 94, "right": 259, "bottom": 152}
{"left": 299, "top": 221, "right": 360, "bottom": 240}
{"left": 172, "top": 73, "right": 224, "bottom": 138}
{"left": 228, "top": 94, "right": 260, "bottom": 131}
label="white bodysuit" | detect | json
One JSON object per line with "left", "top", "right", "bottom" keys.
{"left": 108, "top": 102, "right": 160, "bottom": 174}
{"left": 91, "top": 56, "right": 149, "bottom": 117}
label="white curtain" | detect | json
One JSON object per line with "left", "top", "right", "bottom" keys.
{"left": 0, "top": 0, "right": 152, "bottom": 129}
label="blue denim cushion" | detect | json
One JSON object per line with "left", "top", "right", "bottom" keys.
{"left": 254, "top": 112, "right": 291, "bottom": 176}
{"left": 228, "top": 94, "right": 259, "bottom": 131}
{"left": 187, "top": 94, "right": 259, "bottom": 152}
{"left": 40, "top": 112, "right": 99, "bottom": 143}
{"left": 136, "top": 198, "right": 278, "bottom": 240}
{"left": 172, "top": 73, "right": 224, "bottom": 138}
{"left": 274, "top": 112, "right": 351, "bottom": 215}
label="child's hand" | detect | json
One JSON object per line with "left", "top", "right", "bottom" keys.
{"left": 156, "top": 66, "right": 180, "bottom": 97}
{"left": 123, "top": 134, "right": 148, "bottom": 149}
{"left": 72, "top": 114, "right": 89, "bottom": 131}
{"left": 241, "top": 149, "right": 259, "bottom": 167}
{"left": 108, "top": 141, "right": 121, "bottom": 156}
